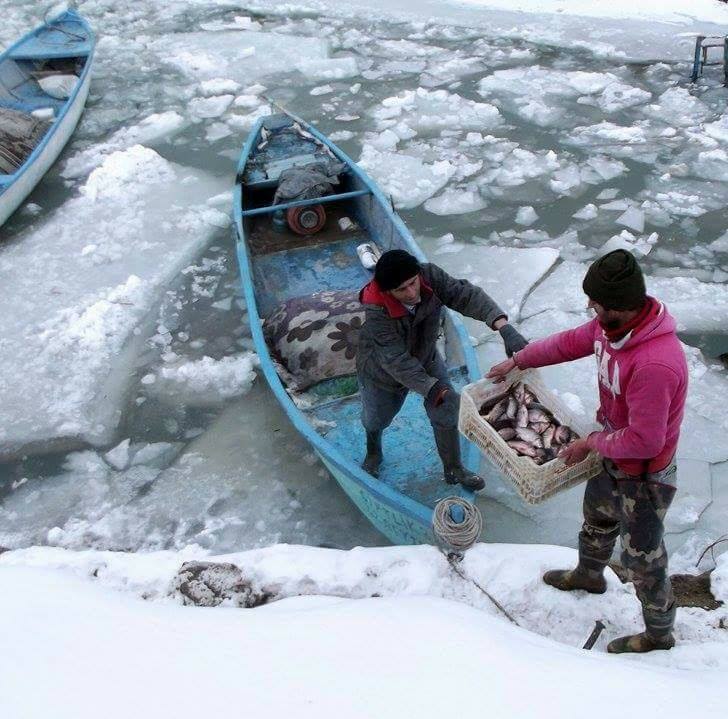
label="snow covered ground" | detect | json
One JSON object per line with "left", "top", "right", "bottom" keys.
{"left": 2, "top": 542, "right": 728, "bottom": 718}
{"left": 2, "top": 0, "right": 728, "bottom": 712}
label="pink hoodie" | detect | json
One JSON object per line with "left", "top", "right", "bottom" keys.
{"left": 514, "top": 299, "right": 688, "bottom": 475}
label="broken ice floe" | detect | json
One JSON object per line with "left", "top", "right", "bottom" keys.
{"left": 188, "top": 95, "right": 235, "bottom": 120}
{"left": 62, "top": 111, "right": 188, "bottom": 179}
{"left": 372, "top": 88, "right": 503, "bottom": 135}
{"left": 424, "top": 188, "right": 487, "bottom": 215}
{"left": 358, "top": 144, "right": 455, "bottom": 208}
{"left": 144, "top": 354, "right": 258, "bottom": 407}
{"left": 150, "top": 31, "right": 358, "bottom": 84}
{"left": 0, "top": 146, "right": 227, "bottom": 459}
{"left": 478, "top": 67, "right": 651, "bottom": 127}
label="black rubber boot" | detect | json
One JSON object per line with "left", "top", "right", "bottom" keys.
{"left": 543, "top": 566, "right": 607, "bottom": 594}
{"left": 434, "top": 427, "right": 485, "bottom": 492}
{"left": 361, "top": 430, "right": 383, "bottom": 478}
{"left": 608, "top": 604, "right": 676, "bottom": 654}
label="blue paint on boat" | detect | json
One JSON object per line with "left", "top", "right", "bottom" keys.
{"left": 0, "top": 10, "right": 95, "bottom": 227}
{"left": 233, "top": 113, "right": 483, "bottom": 545}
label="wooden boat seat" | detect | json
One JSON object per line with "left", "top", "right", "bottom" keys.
{"left": 241, "top": 188, "right": 370, "bottom": 218}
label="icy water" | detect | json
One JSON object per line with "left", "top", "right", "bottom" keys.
{"left": 1, "top": 1, "right": 728, "bottom": 565}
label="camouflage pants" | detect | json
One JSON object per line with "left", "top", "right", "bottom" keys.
{"left": 578, "top": 459, "right": 677, "bottom": 612}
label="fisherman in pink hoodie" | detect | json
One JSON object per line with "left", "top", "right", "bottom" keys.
{"left": 487, "top": 249, "right": 688, "bottom": 654}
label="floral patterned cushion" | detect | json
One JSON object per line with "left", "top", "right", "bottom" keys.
{"left": 263, "top": 290, "right": 363, "bottom": 391}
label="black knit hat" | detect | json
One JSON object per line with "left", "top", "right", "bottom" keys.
{"left": 582, "top": 249, "right": 646, "bottom": 311}
{"left": 374, "top": 249, "right": 420, "bottom": 291}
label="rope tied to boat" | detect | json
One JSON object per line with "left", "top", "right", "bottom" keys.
{"left": 432, "top": 496, "right": 482, "bottom": 552}
{"left": 42, "top": 2, "right": 88, "bottom": 45}
{"left": 433, "top": 497, "right": 519, "bottom": 626}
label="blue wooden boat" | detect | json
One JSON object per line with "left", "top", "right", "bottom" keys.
{"left": 233, "top": 113, "right": 483, "bottom": 545}
{"left": 0, "top": 10, "right": 95, "bottom": 228}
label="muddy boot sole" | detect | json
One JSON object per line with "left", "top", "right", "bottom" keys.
{"left": 543, "top": 569, "right": 607, "bottom": 594}
{"left": 608, "top": 632, "right": 675, "bottom": 654}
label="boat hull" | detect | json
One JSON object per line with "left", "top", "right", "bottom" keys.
{"left": 317, "top": 452, "right": 437, "bottom": 544}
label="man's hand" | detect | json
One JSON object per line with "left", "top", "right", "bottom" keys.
{"left": 425, "top": 380, "right": 451, "bottom": 408}
{"left": 486, "top": 357, "right": 516, "bottom": 383}
{"left": 558, "top": 438, "right": 591, "bottom": 466}
{"left": 498, "top": 324, "right": 528, "bottom": 357}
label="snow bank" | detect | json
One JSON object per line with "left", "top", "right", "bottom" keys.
{"left": 1, "top": 542, "right": 727, "bottom": 719}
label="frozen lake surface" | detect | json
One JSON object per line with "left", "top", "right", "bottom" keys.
{"left": 1, "top": 0, "right": 728, "bottom": 569}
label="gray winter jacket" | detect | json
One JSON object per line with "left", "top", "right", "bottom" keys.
{"left": 356, "top": 263, "right": 505, "bottom": 396}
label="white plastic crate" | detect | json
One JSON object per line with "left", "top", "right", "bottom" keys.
{"left": 458, "top": 368, "right": 602, "bottom": 504}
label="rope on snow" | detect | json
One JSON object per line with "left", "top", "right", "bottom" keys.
{"left": 432, "top": 496, "right": 482, "bottom": 552}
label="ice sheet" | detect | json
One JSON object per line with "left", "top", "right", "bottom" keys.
{"left": 149, "top": 30, "right": 358, "bottom": 83}
{"left": 478, "top": 67, "right": 651, "bottom": 126}
{"left": 0, "top": 147, "right": 227, "bottom": 459}
{"left": 358, "top": 144, "right": 455, "bottom": 208}
{"left": 62, "top": 112, "right": 188, "bottom": 179}
{"left": 521, "top": 260, "right": 728, "bottom": 334}
{"left": 372, "top": 88, "right": 503, "bottom": 134}
{"left": 420, "top": 243, "right": 560, "bottom": 328}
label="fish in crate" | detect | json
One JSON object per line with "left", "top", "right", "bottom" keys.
{"left": 479, "top": 381, "right": 577, "bottom": 465}
{"left": 458, "top": 370, "right": 602, "bottom": 504}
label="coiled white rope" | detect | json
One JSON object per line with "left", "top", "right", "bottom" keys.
{"left": 432, "top": 496, "right": 482, "bottom": 552}
{"left": 433, "top": 496, "right": 519, "bottom": 626}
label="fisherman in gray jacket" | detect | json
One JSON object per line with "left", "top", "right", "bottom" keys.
{"left": 357, "top": 249, "right": 528, "bottom": 490}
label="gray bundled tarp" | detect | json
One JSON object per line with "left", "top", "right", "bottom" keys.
{"left": 0, "top": 107, "right": 50, "bottom": 174}
{"left": 273, "top": 160, "right": 347, "bottom": 204}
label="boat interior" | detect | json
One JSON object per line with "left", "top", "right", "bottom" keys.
{"left": 237, "top": 116, "right": 473, "bottom": 505}
{"left": 0, "top": 55, "right": 85, "bottom": 114}
{"left": 0, "top": 12, "right": 91, "bottom": 116}
{"left": 0, "top": 17, "right": 91, "bottom": 181}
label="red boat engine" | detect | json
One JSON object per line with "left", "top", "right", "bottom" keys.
{"left": 286, "top": 204, "right": 326, "bottom": 235}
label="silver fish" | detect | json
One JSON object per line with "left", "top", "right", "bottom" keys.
{"left": 513, "top": 383, "right": 526, "bottom": 403}
{"left": 528, "top": 408, "right": 550, "bottom": 424}
{"left": 498, "top": 427, "right": 517, "bottom": 441}
{"left": 507, "top": 440, "right": 538, "bottom": 457}
{"left": 542, "top": 424, "right": 556, "bottom": 449}
{"left": 480, "top": 392, "right": 508, "bottom": 415}
{"left": 485, "top": 398, "right": 508, "bottom": 423}
{"left": 553, "top": 425, "right": 574, "bottom": 445}
{"left": 516, "top": 403, "right": 529, "bottom": 428}
{"left": 516, "top": 426, "right": 542, "bottom": 446}
{"left": 506, "top": 396, "right": 518, "bottom": 420}
{"left": 529, "top": 421, "right": 551, "bottom": 435}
